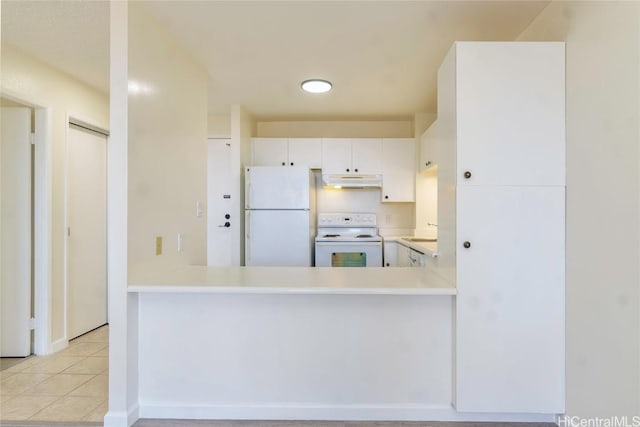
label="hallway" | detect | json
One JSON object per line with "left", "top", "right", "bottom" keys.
{"left": 0, "top": 325, "right": 108, "bottom": 422}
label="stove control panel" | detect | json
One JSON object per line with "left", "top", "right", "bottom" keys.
{"left": 318, "top": 213, "right": 377, "bottom": 227}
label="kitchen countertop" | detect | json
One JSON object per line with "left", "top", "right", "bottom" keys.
{"left": 128, "top": 265, "right": 455, "bottom": 295}
{"left": 383, "top": 236, "right": 438, "bottom": 256}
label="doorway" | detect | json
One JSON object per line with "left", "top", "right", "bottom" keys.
{"left": 66, "top": 121, "right": 108, "bottom": 340}
{"left": 1, "top": 104, "right": 33, "bottom": 357}
{"left": 207, "top": 138, "right": 234, "bottom": 266}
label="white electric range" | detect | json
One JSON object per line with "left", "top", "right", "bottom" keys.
{"left": 314, "top": 213, "right": 383, "bottom": 267}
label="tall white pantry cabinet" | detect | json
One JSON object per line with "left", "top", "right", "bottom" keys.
{"left": 437, "top": 42, "right": 565, "bottom": 413}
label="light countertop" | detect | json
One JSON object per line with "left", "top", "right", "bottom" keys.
{"left": 128, "top": 265, "right": 455, "bottom": 295}
{"left": 383, "top": 236, "right": 438, "bottom": 256}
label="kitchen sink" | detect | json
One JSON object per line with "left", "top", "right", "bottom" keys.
{"left": 404, "top": 237, "right": 437, "bottom": 242}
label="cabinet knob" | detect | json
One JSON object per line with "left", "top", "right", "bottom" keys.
{"left": 225, "top": 214, "right": 231, "bottom": 219}
{"left": 463, "top": 241, "right": 471, "bottom": 249}
{"left": 290, "top": 162, "right": 294, "bottom": 166}
{"left": 384, "top": 195, "right": 389, "bottom": 200}
{"left": 346, "top": 168, "right": 350, "bottom": 172}
{"left": 464, "top": 171, "right": 472, "bottom": 179}
{"left": 354, "top": 168, "right": 359, "bottom": 172}
{"left": 282, "top": 162, "right": 286, "bottom": 166}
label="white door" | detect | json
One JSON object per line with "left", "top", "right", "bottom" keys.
{"left": 455, "top": 185, "right": 565, "bottom": 412}
{"left": 245, "top": 166, "right": 310, "bottom": 210}
{"left": 207, "top": 138, "right": 234, "bottom": 266}
{"left": 67, "top": 124, "right": 107, "bottom": 339}
{"left": 245, "top": 210, "right": 311, "bottom": 266}
{"left": 1, "top": 107, "right": 32, "bottom": 357}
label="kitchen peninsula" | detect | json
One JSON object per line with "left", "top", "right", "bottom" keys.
{"left": 129, "top": 265, "right": 460, "bottom": 421}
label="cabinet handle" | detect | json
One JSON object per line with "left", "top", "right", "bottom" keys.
{"left": 355, "top": 168, "right": 359, "bottom": 172}
{"left": 225, "top": 214, "right": 230, "bottom": 219}
{"left": 463, "top": 241, "right": 471, "bottom": 249}
{"left": 290, "top": 162, "right": 294, "bottom": 166}
{"left": 384, "top": 195, "right": 389, "bottom": 200}
{"left": 282, "top": 162, "right": 286, "bottom": 166}
{"left": 464, "top": 171, "right": 472, "bottom": 179}
{"left": 346, "top": 168, "right": 350, "bottom": 172}
{"left": 425, "top": 161, "right": 432, "bottom": 167}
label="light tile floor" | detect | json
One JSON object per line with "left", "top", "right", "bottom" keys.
{"left": 0, "top": 325, "right": 108, "bottom": 423}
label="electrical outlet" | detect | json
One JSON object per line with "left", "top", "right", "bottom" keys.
{"left": 155, "top": 236, "right": 162, "bottom": 255}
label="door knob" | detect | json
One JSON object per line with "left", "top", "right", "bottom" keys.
{"left": 463, "top": 241, "right": 471, "bottom": 249}
{"left": 225, "top": 214, "right": 230, "bottom": 219}
{"left": 464, "top": 171, "right": 472, "bottom": 179}
{"left": 218, "top": 222, "right": 231, "bottom": 228}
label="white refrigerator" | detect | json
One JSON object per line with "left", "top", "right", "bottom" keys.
{"left": 244, "top": 166, "right": 316, "bottom": 266}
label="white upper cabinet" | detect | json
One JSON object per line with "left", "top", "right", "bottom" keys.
{"left": 320, "top": 138, "right": 352, "bottom": 174}
{"left": 287, "top": 138, "right": 322, "bottom": 169}
{"left": 321, "top": 138, "right": 382, "bottom": 175}
{"left": 419, "top": 121, "right": 438, "bottom": 172}
{"left": 252, "top": 138, "right": 288, "bottom": 166}
{"left": 350, "top": 138, "right": 382, "bottom": 174}
{"left": 251, "top": 138, "right": 322, "bottom": 169}
{"left": 381, "top": 138, "right": 415, "bottom": 202}
{"left": 453, "top": 42, "right": 565, "bottom": 186}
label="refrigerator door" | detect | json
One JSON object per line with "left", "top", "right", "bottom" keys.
{"left": 245, "top": 210, "right": 312, "bottom": 266}
{"left": 245, "top": 166, "right": 311, "bottom": 210}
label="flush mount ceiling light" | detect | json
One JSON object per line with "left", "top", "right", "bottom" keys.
{"left": 301, "top": 79, "right": 332, "bottom": 94}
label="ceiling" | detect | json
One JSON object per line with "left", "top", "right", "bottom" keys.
{"left": 1, "top": 0, "right": 550, "bottom": 121}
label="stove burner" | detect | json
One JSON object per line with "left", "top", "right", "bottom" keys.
{"left": 323, "top": 234, "right": 340, "bottom": 238}
{"left": 356, "top": 234, "right": 373, "bottom": 238}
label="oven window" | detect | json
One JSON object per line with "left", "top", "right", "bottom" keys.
{"left": 331, "top": 252, "right": 366, "bottom": 267}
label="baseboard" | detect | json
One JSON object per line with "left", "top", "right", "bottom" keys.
{"left": 51, "top": 336, "right": 68, "bottom": 353}
{"left": 138, "top": 402, "right": 556, "bottom": 423}
{"left": 103, "top": 403, "right": 139, "bottom": 427}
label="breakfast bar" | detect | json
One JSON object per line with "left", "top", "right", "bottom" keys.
{"left": 128, "top": 266, "right": 460, "bottom": 421}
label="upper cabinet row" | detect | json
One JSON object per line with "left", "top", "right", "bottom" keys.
{"left": 251, "top": 137, "right": 416, "bottom": 202}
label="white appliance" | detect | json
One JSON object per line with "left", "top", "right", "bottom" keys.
{"left": 244, "top": 166, "right": 316, "bottom": 266}
{"left": 315, "top": 213, "right": 383, "bottom": 267}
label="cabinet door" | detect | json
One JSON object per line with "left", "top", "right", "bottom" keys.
{"left": 419, "top": 121, "right": 437, "bottom": 172}
{"left": 383, "top": 241, "right": 398, "bottom": 267}
{"left": 252, "top": 138, "right": 288, "bottom": 166}
{"left": 397, "top": 244, "right": 411, "bottom": 267}
{"left": 381, "top": 138, "right": 415, "bottom": 202}
{"left": 288, "top": 138, "right": 322, "bottom": 169}
{"left": 321, "top": 138, "right": 351, "bottom": 174}
{"left": 455, "top": 185, "right": 565, "bottom": 413}
{"left": 351, "top": 138, "right": 382, "bottom": 174}
{"left": 456, "top": 42, "right": 565, "bottom": 186}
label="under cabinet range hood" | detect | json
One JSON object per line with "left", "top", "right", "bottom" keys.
{"left": 321, "top": 173, "right": 382, "bottom": 188}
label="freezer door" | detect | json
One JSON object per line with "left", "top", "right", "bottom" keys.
{"left": 245, "top": 166, "right": 311, "bottom": 210}
{"left": 245, "top": 210, "right": 313, "bottom": 266}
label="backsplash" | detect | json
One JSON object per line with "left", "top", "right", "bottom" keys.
{"left": 313, "top": 172, "right": 415, "bottom": 235}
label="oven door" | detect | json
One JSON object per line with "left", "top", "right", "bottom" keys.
{"left": 315, "top": 241, "right": 382, "bottom": 267}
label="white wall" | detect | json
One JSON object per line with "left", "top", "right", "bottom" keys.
{"left": 518, "top": 1, "right": 640, "bottom": 418}
{"left": 1, "top": 44, "right": 109, "bottom": 349}
{"left": 257, "top": 120, "right": 413, "bottom": 138}
{"left": 231, "top": 105, "right": 255, "bottom": 265}
{"left": 414, "top": 113, "right": 438, "bottom": 239}
{"left": 208, "top": 113, "right": 231, "bottom": 137}
{"left": 127, "top": 2, "right": 208, "bottom": 273}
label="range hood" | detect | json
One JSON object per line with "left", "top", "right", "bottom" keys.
{"left": 322, "top": 173, "right": 382, "bottom": 188}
